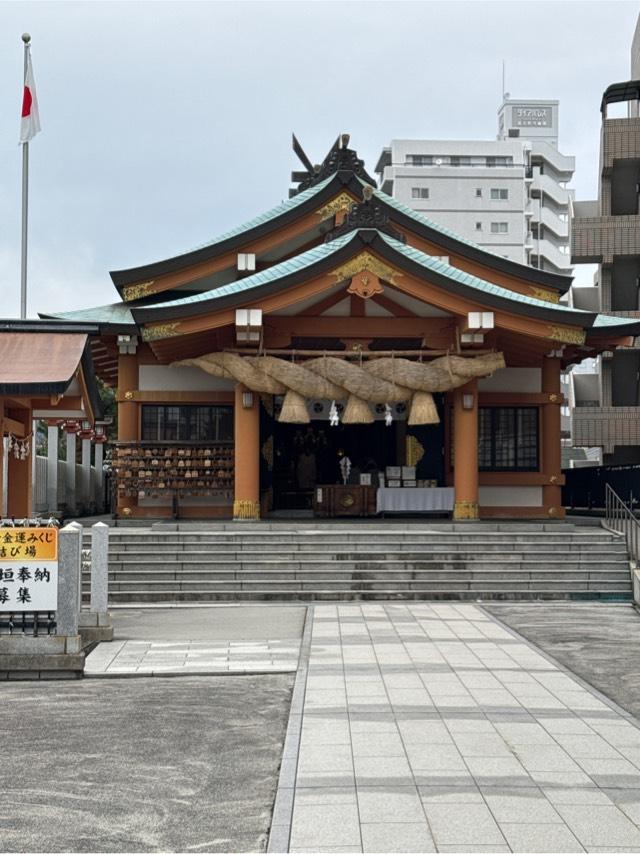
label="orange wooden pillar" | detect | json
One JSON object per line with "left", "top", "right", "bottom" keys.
{"left": 453, "top": 379, "right": 479, "bottom": 520}
{"left": 233, "top": 384, "right": 261, "bottom": 520}
{"left": 7, "top": 408, "right": 33, "bottom": 518}
{"left": 117, "top": 352, "right": 139, "bottom": 516}
{"left": 541, "top": 356, "right": 564, "bottom": 518}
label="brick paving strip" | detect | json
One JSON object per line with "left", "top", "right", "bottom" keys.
{"left": 268, "top": 602, "right": 640, "bottom": 853}
{"left": 85, "top": 638, "right": 300, "bottom": 677}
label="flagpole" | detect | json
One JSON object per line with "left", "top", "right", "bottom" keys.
{"left": 20, "top": 32, "right": 31, "bottom": 320}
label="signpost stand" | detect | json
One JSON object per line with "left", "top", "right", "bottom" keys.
{"left": 0, "top": 524, "right": 85, "bottom": 679}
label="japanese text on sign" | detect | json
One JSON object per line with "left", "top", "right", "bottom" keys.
{"left": 0, "top": 528, "right": 58, "bottom": 611}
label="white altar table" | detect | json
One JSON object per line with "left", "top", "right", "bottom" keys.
{"left": 376, "top": 487, "right": 455, "bottom": 514}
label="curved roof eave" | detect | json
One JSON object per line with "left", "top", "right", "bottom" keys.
{"left": 109, "top": 172, "right": 357, "bottom": 290}
{"left": 367, "top": 183, "right": 573, "bottom": 293}
{"left": 134, "top": 228, "right": 595, "bottom": 330}
{"left": 587, "top": 314, "right": 640, "bottom": 337}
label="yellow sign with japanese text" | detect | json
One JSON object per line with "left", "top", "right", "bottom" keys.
{"left": 0, "top": 528, "right": 58, "bottom": 561}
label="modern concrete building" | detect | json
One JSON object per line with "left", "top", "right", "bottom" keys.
{"left": 375, "top": 98, "right": 575, "bottom": 275}
{"left": 570, "top": 17, "right": 640, "bottom": 464}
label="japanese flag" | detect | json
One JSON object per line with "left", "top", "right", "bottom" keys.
{"left": 20, "top": 51, "right": 41, "bottom": 144}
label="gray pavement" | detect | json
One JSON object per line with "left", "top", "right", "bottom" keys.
{"left": 272, "top": 602, "right": 640, "bottom": 853}
{"left": 85, "top": 606, "right": 306, "bottom": 677}
{"left": 482, "top": 602, "right": 640, "bottom": 719}
{"left": 1, "top": 675, "right": 293, "bottom": 853}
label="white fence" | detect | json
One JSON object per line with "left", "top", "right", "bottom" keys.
{"left": 33, "top": 455, "right": 104, "bottom": 515}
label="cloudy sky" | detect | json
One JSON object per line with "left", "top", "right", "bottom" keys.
{"left": 0, "top": 0, "right": 638, "bottom": 318}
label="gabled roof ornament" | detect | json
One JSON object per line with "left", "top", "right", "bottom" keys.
{"left": 326, "top": 188, "right": 406, "bottom": 244}
{"left": 290, "top": 133, "right": 377, "bottom": 197}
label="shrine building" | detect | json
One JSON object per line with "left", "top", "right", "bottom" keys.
{"left": 39, "top": 137, "right": 640, "bottom": 521}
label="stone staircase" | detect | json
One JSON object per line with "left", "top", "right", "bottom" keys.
{"left": 81, "top": 522, "right": 633, "bottom": 603}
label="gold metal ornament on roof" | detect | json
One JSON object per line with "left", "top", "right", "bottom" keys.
{"left": 548, "top": 326, "right": 586, "bottom": 346}
{"left": 316, "top": 193, "right": 356, "bottom": 221}
{"left": 123, "top": 280, "right": 156, "bottom": 302}
{"left": 142, "top": 322, "right": 181, "bottom": 342}
{"left": 331, "top": 251, "right": 402, "bottom": 286}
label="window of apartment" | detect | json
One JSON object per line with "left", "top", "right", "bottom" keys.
{"left": 478, "top": 407, "right": 539, "bottom": 471}
{"left": 475, "top": 222, "right": 482, "bottom": 231}
{"left": 490, "top": 222, "right": 509, "bottom": 233}
{"left": 490, "top": 188, "right": 509, "bottom": 200}
{"left": 411, "top": 187, "right": 430, "bottom": 199}
{"left": 486, "top": 156, "right": 513, "bottom": 167}
{"left": 475, "top": 188, "right": 482, "bottom": 197}
{"left": 450, "top": 156, "right": 471, "bottom": 167}
{"left": 406, "top": 155, "right": 433, "bottom": 166}
{"left": 141, "top": 405, "right": 234, "bottom": 443}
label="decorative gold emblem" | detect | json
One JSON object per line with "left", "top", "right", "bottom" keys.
{"left": 406, "top": 435, "right": 425, "bottom": 467}
{"left": 124, "top": 391, "right": 134, "bottom": 401}
{"left": 549, "top": 475, "right": 559, "bottom": 484}
{"left": 530, "top": 286, "right": 560, "bottom": 304}
{"left": 123, "top": 280, "right": 156, "bottom": 302}
{"left": 142, "top": 322, "right": 180, "bottom": 342}
{"left": 316, "top": 193, "right": 355, "bottom": 221}
{"left": 339, "top": 492, "right": 356, "bottom": 508}
{"left": 331, "top": 251, "right": 401, "bottom": 286}
{"left": 120, "top": 507, "right": 132, "bottom": 517}
{"left": 347, "top": 271, "right": 384, "bottom": 299}
{"left": 548, "top": 393, "right": 560, "bottom": 403}
{"left": 548, "top": 506, "right": 558, "bottom": 516}
{"left": 548, "top": 326, "right": 586, "bottom": 346}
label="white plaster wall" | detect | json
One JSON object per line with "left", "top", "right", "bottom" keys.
{"left": 478, "top": 367, "right": 541, "bottom": 393}
{"left": 479, "top": 485, "right": 543, "bottom": 507}
{"left": 139, "top": 365, "right": 234, "bottom": 392}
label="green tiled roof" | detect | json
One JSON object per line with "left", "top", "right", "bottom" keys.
{"left": 378, "top": 233, "right": 584, "bottom": 315}
{"left": 142, "top": 231, "right": 359, "bottom": 310}
{"left": 187, "top": 174, "right": 336, "bottom": 253}
{"left": 593, "top": 314, "right": 640, "bottom": 329}
{"left": 43, "top": 302, "right": 135, "bottom": 325}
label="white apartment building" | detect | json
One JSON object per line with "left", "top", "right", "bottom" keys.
{"left": 375, "top": 98, "right": 575, "bottom": 275}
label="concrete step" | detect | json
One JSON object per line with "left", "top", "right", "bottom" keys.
{"left": 95, "top": 589, "right": 633, "bottom": 603}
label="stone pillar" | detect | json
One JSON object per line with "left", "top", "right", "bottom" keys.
{"left": 81, "top": 437, "right": 92, "bottom": 509}
{"left": 542, "top": 356, "right": 564, "bottom": 518}
{"left": 46, "top": 423, "right": 59, "bottom": 513}
{"left": 65, "top": 430, "right": 77, "bottom": 515}
{"left": 117, "top": 353, "right": 139, "bottom": 517}
{"left": 94, "top": 441, "right": 104, "bottom": 509}
{"left": 78, "top": 521, "right": 113, "bottom": 642}
{"left": 57, "top": 524, "right": 81, "bottom": 639}
{"left": 7, "top": 408, "right": 33, "bottom": 519}
{"left": 453, "top": 380, "right": 479, "bottom": 520}
{"left": 233, "top": 384, "right": 260, "bottom": 520}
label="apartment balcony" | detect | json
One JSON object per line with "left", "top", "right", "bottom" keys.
{"left": 529, "top": 171, "right": 570, "bottom": 206}
{"left": 539, "top": 206, "right": 569, "bottom": 239}
{"left": 572, "top": 214, "right": 640, "bottom": 263}
{"left": 530, "top": 140, "right": 575, "bottom": 178}
{"left": 571, "top": 406, "right": 640, "bottom": 452}
{"left": 531, "top": 237, "right": 572, "bottom": 273}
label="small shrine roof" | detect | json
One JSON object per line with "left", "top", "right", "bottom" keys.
{"left": 41, "top": 302, "right": 136, "bottom": 328}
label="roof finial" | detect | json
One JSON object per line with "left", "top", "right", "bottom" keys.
{"left": 362, "top": 185, "right": 374, "bottom": 202}
{"left": 340, "top": 133, "right": 350, "bottom": 149}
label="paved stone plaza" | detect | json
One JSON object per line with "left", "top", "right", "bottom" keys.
{"left": 270, "top": 603, "right": 640, "bottom": 853}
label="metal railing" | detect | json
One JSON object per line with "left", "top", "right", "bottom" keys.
{"left": 604, "top": 483, "right": 640, "bottom": 564}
